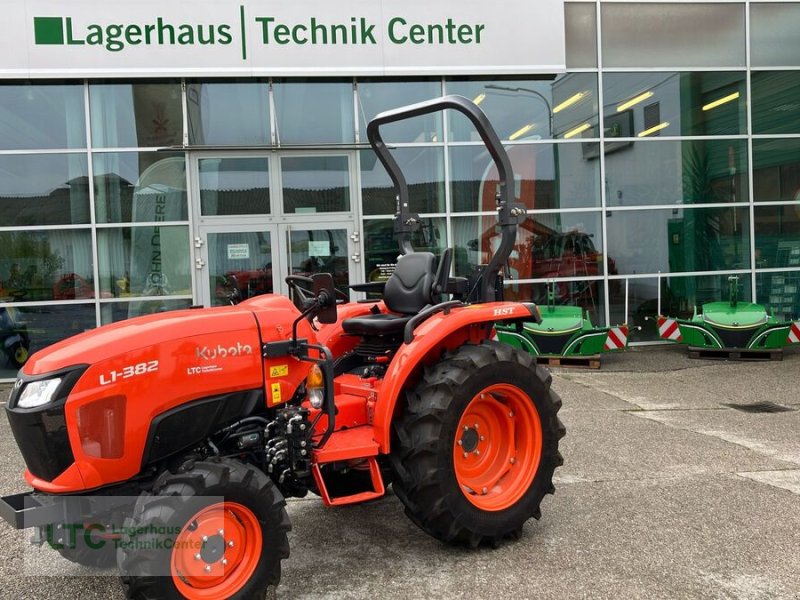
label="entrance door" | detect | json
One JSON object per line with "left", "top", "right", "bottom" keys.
{"left": 190, "top": 151, "right": 361, "bottom": 306}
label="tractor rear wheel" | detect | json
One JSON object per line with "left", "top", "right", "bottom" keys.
{"left": 390, "top": 341, "right": 565, "bottom": 546}
{"left": 118, "top": 458, "right": 290, "bottom": 600}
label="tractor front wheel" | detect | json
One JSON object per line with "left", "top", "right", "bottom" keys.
{"left": 118, "top": 458, "right": 290, "bottom": 600}
{"left": 390, "top": 341, "right": 565, "bottom": 546}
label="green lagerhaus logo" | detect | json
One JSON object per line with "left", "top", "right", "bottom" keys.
{"left": 33, "top": 13, "right": 486, "bottom": 55}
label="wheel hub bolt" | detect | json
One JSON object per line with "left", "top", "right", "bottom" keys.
{"left": 194, "top": 553, "right": 201, "bottom": 561}
{"left": 482, "top": 487, "right": 488, "bottom": 494}
{"left": 480, "top": 435, "right": 485, "bottom": 441}
{"left": 508, "top": 411, "right": 514, "bottom": 418}
{"left": 510, "top": 457, "right": 516, "bottom": 464}
{"left": 457, "top": 440, "right": 463, "bottom": 446}
{"left": 228, "top": 540, "right": 235, "bottom": 548}
{"left": 222, "top": 559, "right": 228, "bottom": 567}
{"left": 204, "top": 565, "right": 212, "bottom": 573}
{"left": 475, "top": 450, "right": 481, "bottom": 456}
{"left": 474, "top": 423, "right": 479, "bottom": 429}
{"left": 202, "top": 535, "right": 208, "bottom": 542}
{"left": 218, "top": 529, "right": 224, "bottom": 536}
{"left": 463, "top": 425, "right": 469, "bottom": 431}
{"left": 463, "top": 452, "right": 468, "bottom": 459}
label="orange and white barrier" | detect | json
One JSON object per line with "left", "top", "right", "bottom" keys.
{"left": 604, "top": 325, "right": 628, "bottom": 351}
{"left": 657, "top": 316, "right": 682, "bottom": 342}
{"left": 788, "top": 321, "right": 800, "bottom": 345}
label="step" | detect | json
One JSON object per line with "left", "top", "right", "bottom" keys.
{"left": 313, "top": 425, "right": 379, "bottom": 463}
{"left": 311, "top": 456, "right": 385, "bottom": 506}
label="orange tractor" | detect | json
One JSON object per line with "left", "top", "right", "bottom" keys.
{"left": 1, "top": 96, "right": 565, "bottom": 599}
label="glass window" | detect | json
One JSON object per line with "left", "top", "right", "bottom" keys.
{"left": 94, "top": 153, "right": 187, "bottom": 223}
{"left": 452, "top": 211, "right": 604, "bottom": 281}
{"left": 97, "top": 226, "right": 191, "bottom": 298}
{"left": 0, "top": 154, "right": 90, "bottom": 226}
{"left": 753, "top": 139, "right": 800, "bottom": 203}
{"left": 565, "top": 2, "right": 597, "bottom": 68}
{"left": 601, "top": 3, "right": 745, "bottom": 68}
{"left": 187, "top": 81, "right": 270, "bottom": 146}
{"left": 603, "top": 72, "right": 746, "bottom": 137}
{"left": 281, "top": 155, "right": 350, "bottom": 214}
{"left": 751, "top": 3, "right": 800, "bottom": 67}
{"left": 752, "top": 71, "right": 800, "bottom": 135}
{"left": 0, "top": 304, "right": 96, "bottom": 379}
{"left": 199, "top": 157, "right": 270, "bottom": 216}
{"left": 273, "top": 81, "right": 354, "bottom": 144}
{"left": 447, "top": 74, "right": 599, "bottom": 141}
{"left": 754, "top": 205, "right": 800, "bottom": 270}
{"left": 90, "top": 82, "right": 183, "bottom": 148}
{"left": 450, "top": 143, "right": 600, "bottom": 212}
{"left": 0, "top": 230, "right": 93, "bottom": 302}
{"left": 605, "top": 139, "right": 749, "bottom": 207}
{"left": 360, "top": 147, "right": 444, "bottom": 215}
{"left": 658, "top": 273, "right": 752, "bottom": 321}
{"left": 0, "top": 83, "right": 86, "bottom": 150}
{"left": 363, "top": 218, "right": 446, "bottom": 283}
{"left": 605, "top": 207, "right": 750, "bottom": 275}
{"left": 757, "top": 272, "right": 800, "bottom": 321}
{"left": 504, "top": 280, "right": 606, "bottom": 327}
{"left": 357, "top": 79, "right": 442, "bottom": 144}
{"left": 100, "top": 298, "right": 194, "bottom": 324}
{"left": 607, "top": 276, "right": 660, "bottom": 342}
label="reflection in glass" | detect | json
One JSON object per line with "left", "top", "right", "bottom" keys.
{"left": 187, "top": 81, "right": 270, "bottom": 146}
{"left": 363, "top": 218, "right": 446, "bottom": 283}
{"left": 94, "top": 153, "right": 187, "bottom": 223}
{"left": 97, "top": 226, "right": 191, "bottom": 304}
{"left": 757, "top": 272, "right": 800, "bottom": 322}
{"left": 608, "top": 277, "right": 660, "bottom": 342}
{"left": 0, "top": 154, "right": 90, "bottom": 226}
{"left": 446, "top": 74, "right": 599, "bottom": 141}
{"left": 90, "top": 82, "right": 183, "bottom": 148}
{"left": 605, "top": 207, "right": 750, "bottom": 275}
{"left": 449, "top": 143, "right": 600, "bottom": 212}
{"left": 0, "top": 84, "right": 86, "bottom": 150}
{"left": 0, "top": 230, "right": 93, "bottom": 302}
{"left": 199, "top": 158, "right": 270, "bottom": 216}
{"left": 0, "top": 304, "right": 96, "bottom": 379}
{"left": 273, "top": 81, "right": 354, "bottom": 144}
{"left": 603, "top": 72, "right": 746, "bottom": 137}
{"left": 288, "top": 229, "right": 350, "bottom": 298}
{"left": 282, "top": 156, "right": 350, "bottom": 213}
{"left": 100, "top": 299, "right": 194, "bottom": 324}
{"left": 360, "top": 148, "right": 445, "bottom": 215}
{"left": 658, "top": 273, "right": 752, "bottom": 322}
{"left": 754, "top": 205, "right": 800, "bottom": 269}
{"left": 605, "top": 139, "right": 748, "bottom": 206}
{"left": 451, "top": 212, "right": 605, "bottom": 282}
{"left": 207, "top": 231, "right": 274, "bottom": 307}
{"left": 357, "top": 80, "right": 442, "bottom": 143}
{"left": 601, "top": 3, "right": 745, "bottom": 68}
{"left": 504, "top": 280, "right": 606, "bottom": 327}
{"left": 753, "top": 139, "right": 800, "bottom": 203}
{"left": 751, "top": 71, "right": 800, "bottom": 134}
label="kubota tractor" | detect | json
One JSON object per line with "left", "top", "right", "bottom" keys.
{"left": 1, "top": 96, "right": 565, "bottom": 599}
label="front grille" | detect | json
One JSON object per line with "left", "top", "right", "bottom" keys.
{"left": 5, "top": 368, "right": 85, "bottom": 482}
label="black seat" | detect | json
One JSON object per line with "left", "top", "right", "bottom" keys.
{"left": 342, "top": 252, "right": 438, "bottom": 337}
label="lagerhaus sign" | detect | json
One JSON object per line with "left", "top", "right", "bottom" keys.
{"left": 1, "top": 0, "right": 566, "bottom": 78}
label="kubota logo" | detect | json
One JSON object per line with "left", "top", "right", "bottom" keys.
{"left": 196, "top": 343, "right": 253, "bottom": 361}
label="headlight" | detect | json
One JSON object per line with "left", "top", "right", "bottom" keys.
{"left": 16, "top": 378, "right": 63, "bottom": 409}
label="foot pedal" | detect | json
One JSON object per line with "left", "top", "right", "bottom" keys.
{"left": 311, "top": 457, "right": 385, "bottom": 507}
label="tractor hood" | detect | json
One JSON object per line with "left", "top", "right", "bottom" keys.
{"left": 23, "top": 305, "right": 260, "bottom": 376}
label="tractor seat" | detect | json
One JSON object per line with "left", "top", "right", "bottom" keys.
{"left": 342, "top": 251, "right": 440, "bottom": 337}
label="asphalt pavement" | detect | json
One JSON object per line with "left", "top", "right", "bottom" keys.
{"left": 0, "top": 344, "right": 798, "bottom": 599}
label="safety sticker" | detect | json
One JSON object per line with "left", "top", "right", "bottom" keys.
{"left": 270, "top": 364, "right": 289, "bottom": 377}
{"left": 271, "top": 382, "right": 282, "bottom": 404}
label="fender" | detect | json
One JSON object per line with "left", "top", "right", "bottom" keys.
{"left": 373, "top": 301, "right": 540, "bottom": 452}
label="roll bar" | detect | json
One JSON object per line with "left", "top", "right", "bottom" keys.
{"left": 367, "top": 95, "right": 526, "bottom": 303}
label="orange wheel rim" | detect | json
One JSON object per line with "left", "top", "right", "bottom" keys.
{"left": 171, "top": 502, "right": 262, "bottom": 600}
{"left": 453, "top": 384, "right": 542, "bottom": 511}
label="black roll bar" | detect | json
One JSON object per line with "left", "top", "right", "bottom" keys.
{"left": 367, "top": 95, "right": 526, "bottom": 303}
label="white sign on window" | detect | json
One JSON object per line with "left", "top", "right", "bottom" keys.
{"left": 227, "top": 243, "right": 250, "bottom": 260}
{"left": 308, "top": 241, "right": 330, "bottom": 257}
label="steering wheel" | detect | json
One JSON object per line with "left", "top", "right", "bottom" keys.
{"left": 285, "top": 275, "right": 350, "bottom": 305}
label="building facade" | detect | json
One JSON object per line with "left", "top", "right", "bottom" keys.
{"left": 1, "top": 1, "right": 799, "bottom": 379}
